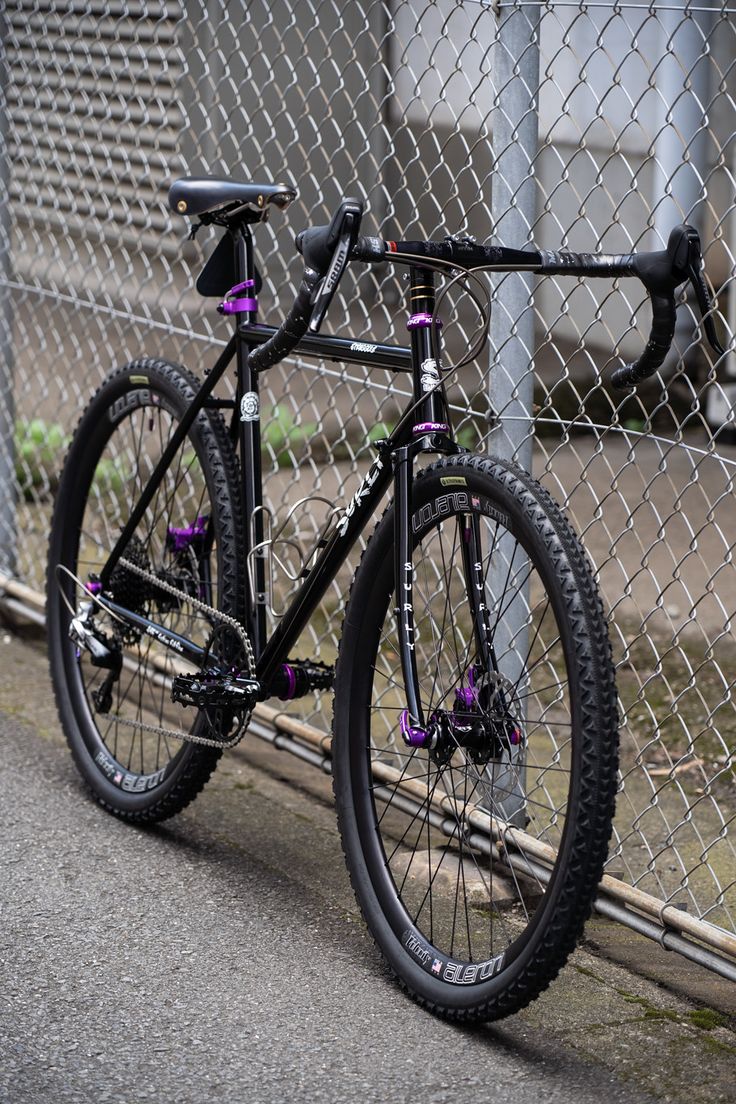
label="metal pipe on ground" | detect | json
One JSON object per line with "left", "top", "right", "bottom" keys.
{"left": 2, "top": 577, "right": 735, "bottom": 977}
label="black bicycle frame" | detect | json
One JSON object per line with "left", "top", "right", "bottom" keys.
{"left": 96, "top": 227, "right": 458, "bottom": 712}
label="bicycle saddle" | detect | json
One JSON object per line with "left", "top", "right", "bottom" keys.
{"left": 168, "top": 176, "right": 297, "bottom": 220}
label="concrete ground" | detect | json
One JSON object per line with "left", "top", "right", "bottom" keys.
{"left": 0, "top": 630, "right": 734, "bottom": 1104}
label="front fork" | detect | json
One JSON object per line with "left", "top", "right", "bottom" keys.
{"left": 393, "top": 444, "right": 498, "bottom": 750}
{"left": 393, "top": 446, "right": 426, "bottom": 747}
{"left": 393, "top": 456, "right": 509, "bottom": 753}
{"left": 459, "top": 511, "right": 495, "bottom": 677}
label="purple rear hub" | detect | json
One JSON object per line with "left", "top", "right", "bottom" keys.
{"left": 280, "top": 663, "right": 297, "bottom": 701}
{"left": 167, "top": 515, "right": 208, "bottom": 553}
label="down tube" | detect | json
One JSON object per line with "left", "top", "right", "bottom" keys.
{"left": 255, "top": 451, "right": 395, "bottom": 687}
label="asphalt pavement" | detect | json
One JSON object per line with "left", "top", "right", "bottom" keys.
{"left": 0, "top": 633, "right": 733, "bottom": 1104}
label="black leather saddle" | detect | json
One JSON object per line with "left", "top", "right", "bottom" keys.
{"left": 168, "top": 176, "right": 297, "bottom": 222}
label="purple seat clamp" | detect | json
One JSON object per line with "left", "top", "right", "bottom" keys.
{"left": 407, "top": 312, "right": 442, "bottom": 330}
{"left": 413, "top": 422, "right": 449, "bottom": 435}
{"left": 219, "top": 279, "right": 257, "bottom": 315}
{"left": 85, "top": 580, "right": 102, "bottom": 596}
{"left": 400, "top": 709, "right": 428, "bottom": 748}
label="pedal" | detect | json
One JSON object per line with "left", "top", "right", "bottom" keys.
{"left": 270, "top": 659, "right": 334, "bottom": 701}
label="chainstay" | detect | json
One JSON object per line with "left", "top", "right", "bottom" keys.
{"left": 103, "top": 555, "right": 256, "bottom": 749}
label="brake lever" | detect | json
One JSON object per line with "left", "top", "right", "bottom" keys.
{"left": 308, "top": 207, "right": 362, "bottom": 333}
{"left": 688, "top": 259, "right": 726, "bottom": 358}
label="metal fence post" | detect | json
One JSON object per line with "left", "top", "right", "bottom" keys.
{"left": 487, "top": 1, "right": 540, "bottom": 824}
{"left": 0, "top": 8, "right": 15, "bottom": 577}
{"left": 489, "top": 1, "right": 538, "bottom": 469}
{"left": 654, "top": 6, "right": 714, "bottom": 380}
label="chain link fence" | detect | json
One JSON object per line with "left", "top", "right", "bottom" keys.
{"left": 2, "top": 0, "right": 735, "bottom": 977}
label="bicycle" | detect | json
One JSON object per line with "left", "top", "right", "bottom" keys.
{"left": 46, "top": 176, "right": 723, "bottom": 1022}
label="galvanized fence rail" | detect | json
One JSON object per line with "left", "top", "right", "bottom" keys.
{"left": 1, "top": 0, "right": 735, "bottom": 978}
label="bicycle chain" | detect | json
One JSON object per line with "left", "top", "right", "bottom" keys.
{"left": 103, "top": 555, "right": 257, "bottom": 750}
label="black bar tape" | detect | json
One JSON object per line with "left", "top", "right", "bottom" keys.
{"left": 390, "top": 240, "right": 542, "bottom": 269}
{"left": 248, "top": 267, "right": 322, "bottom": 372}
{"left": 611, "top": 292, "right": 677, "bottom": 390}
{"left": 538, "top": 250, "right": 637, "bottom": 277}
{"left": 352, "top": 235, "right": 386, "bottom": 263}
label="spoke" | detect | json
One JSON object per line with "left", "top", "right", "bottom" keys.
{"left": 386, "top": 763, "right": 447, "bottom": 871}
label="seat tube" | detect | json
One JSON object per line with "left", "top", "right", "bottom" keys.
{"left": 235, "top": 227, "right": 266, "bottom": 657}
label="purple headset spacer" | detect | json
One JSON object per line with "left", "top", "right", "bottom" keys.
{"left": 406, "top": 312, "right": 443, "bottom": 330}
{"left": 412, "top": 422, "right": 449, "bottom": 435}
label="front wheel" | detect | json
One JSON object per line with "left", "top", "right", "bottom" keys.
{"left": 332, "top": 454, "right": 618, "bottom": 1021}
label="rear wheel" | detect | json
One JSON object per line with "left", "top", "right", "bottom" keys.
{"left": 47, "top": 358, "right": 245, "bottom": 823}
{"left": 332, "top": 454, "right": 618, "bottom": 1021}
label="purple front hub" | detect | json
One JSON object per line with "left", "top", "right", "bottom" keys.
{"left": 454, "top": 686, "right": 476, "bottom": 710}
{"left": 456, "top": 666, "right": 523, "bottom": 747}
{"left": 454, "top": 664, "right": 479, "bottom": 711}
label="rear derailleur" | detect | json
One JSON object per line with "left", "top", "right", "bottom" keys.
{"left": 68, "top": 601, "right": 122, "bottom": 714}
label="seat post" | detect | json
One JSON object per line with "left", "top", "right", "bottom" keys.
{"left": 233, "top": 224, "right": 267, "bottom": 657}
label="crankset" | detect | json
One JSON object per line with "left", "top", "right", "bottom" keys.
{"left": 171, "top": 623, "right": 259, "bottom": 745}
